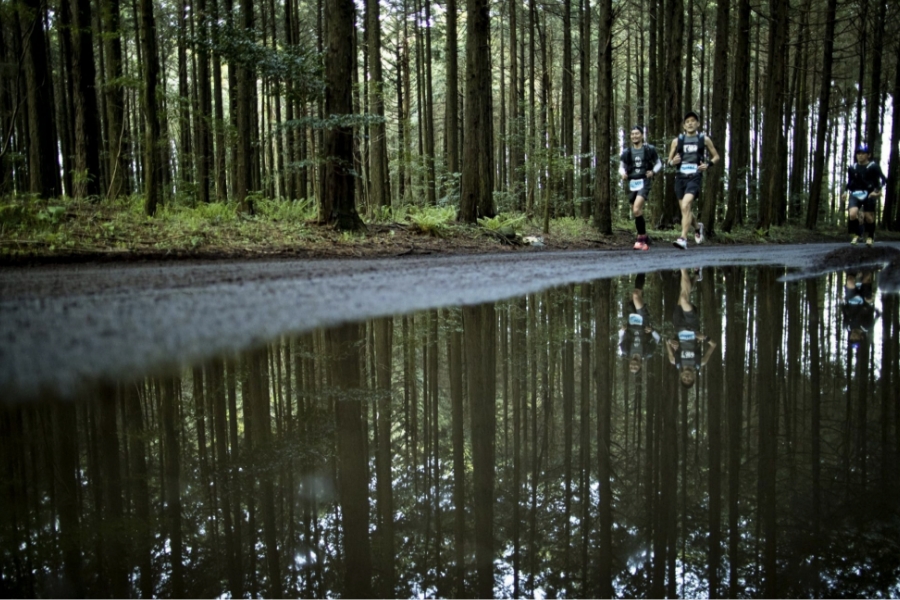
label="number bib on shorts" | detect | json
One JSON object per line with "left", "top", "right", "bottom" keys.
{"left": 629, "top": 179, "right": 644, "bottom": 192}
{"left": 852, "top": 190, "right": 868, "bottom": 199}
{"left": 680, "top": 163, "right": 698, "bottom": 175}
{"left": 678, "top": 330, "right": 696, "bottom": 342}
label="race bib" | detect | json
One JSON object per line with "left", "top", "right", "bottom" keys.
{"left": 851, "top": 190, "right": 868, "bottom": 199}
{"left": 848, "top": 295, "right": 864, "bottom": 305}
{"left": 680, "top": 163, "right": 698, "bottom": 175}
{"left": 629, "top": 179, "right": 644, "bottom": 192}
{"left": 682, "top": 351, "right": 696, "bottom": 360}
{"left": 629, "top": 314, "right": 644, "bottom": 326}
{"left": 678, "top": 330, "right": 696, "bottom": 342}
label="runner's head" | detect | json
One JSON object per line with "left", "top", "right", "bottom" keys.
{"left": 630, "top": 125, "right": 644, "bottom": 146}
{"left": 856, "top": 143, "right": 871, "bottom": 164}
{"left": 680, "top": 367, "right": 697, "bottom": 388}
{"left": 629, "top": 355, "right": 643, "bottom": 374}
{"left": 683, "top": 111, "right": 700, "bottom": 132}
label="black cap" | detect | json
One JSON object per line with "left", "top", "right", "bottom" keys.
{"left": 631, "top": 125, "right": 644, "bottom": 133}
{"left": 684, "top": 110, "right": 700, "bottom": 122}
{"left": 856, "top": 143, "right": 870, "bottom": 154}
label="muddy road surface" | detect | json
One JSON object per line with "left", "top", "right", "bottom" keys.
{"left": 2, "top": 242, "right": 898, "bottom": 402}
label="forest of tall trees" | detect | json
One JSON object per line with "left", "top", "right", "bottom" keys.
{"left": 1, "top": 0, "right": 898, "bottom": 231}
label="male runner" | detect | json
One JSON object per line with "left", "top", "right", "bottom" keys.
{"left": 667, "top": 111, "right": 720, "bottom": 250}
{"left": 844, "top": 143, "right": 884, "bottom": 246}
{"left": 619, "top": 126, "right": 663, "bottom": 251}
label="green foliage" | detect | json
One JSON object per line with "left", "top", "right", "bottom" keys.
{"left": 477, "top": 213, "right": 526, "bottom": 233}
{"left": 256, "top": 198, "right": 316, "bottom": 223}
{"left": 406, "top": 205, "right": 456, "bottom": 237}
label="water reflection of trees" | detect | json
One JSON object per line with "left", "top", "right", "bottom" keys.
{"left": 1, "top": 268, "right": 899, "bottom": 598}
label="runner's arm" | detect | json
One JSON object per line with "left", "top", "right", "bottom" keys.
{"left": 667, "top": 139, "right": 680, "bottom": 166}
{"left": 704, "top": 136, "right": 721, "bottom": 166}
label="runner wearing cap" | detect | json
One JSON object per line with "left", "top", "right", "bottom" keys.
{"left": 667, "top": 111, "right": 720, "bottom": 250}
{"left": 620, "top": 126, "right": 663, "bottom": 251}
{"left": 843, "top": 143, "right": 884, "bottom": 246}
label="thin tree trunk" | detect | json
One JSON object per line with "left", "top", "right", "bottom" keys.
{"left": 805, "top": 0, "right": 837, "bottom": 228}
{"left": 593, "top": 0, "right": 613, "bottom": 234}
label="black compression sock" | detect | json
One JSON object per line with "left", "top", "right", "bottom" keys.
{"left": 865, "top": 221, "right": 875, "bottom": 238}
{"left": 849, "top": 219, "right": 858, "bottom": 235}
{"left": 636, "top": 215, "right": 646, "bottom": 236}
{"left": 635, "top": 273, "right": 646, "bottom": 289}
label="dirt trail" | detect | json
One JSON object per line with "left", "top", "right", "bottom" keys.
{"left": 2, "top": 242, "right": 898, "bottom": 402}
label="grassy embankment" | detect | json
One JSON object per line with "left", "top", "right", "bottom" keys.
{"left": 1, "top": 193, "right": 890, "bottom": 261}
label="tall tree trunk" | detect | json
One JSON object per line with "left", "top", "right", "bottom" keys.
{"left": 195, "top": 0, "right": 212, "bottom": 203}
{"left": 234, "top": 0, "right": 254, "bottom": 213}
{"left": 661, "top": 0, "right": 684, "bottom": 226}
{"left": 579, "top": 0, "right": 591, "bottom": 219}
{"left": 885, "top": 39, "right": 900, "bottom": 229}
{"left": 367, "top": 0, "right": 390, "bottom": 211}
{"left": 70, "top": 0, "right": 103, "bottom": 197}
{"left": 701, "top": 0, "right": 729, "bottom": 237}
{"left": 723, "top": 0, "right": 750, "bottom": 231}
{"left": 789, "top": 0, "right": 811, "bottom": 221}
{"left": 562, "top": 0, "right": 574, "bottom": 214}
{"left": 804, "top": 0, "right": 837, "bottom": 228}
{"left": 21, "top": 0, "right": 61, "bottom": 198}
{"left": 592, "top": 0, "right": 613, "bottom": 234}
{"left": 139, "top": 0, "right": 162, "bottom": 215}
{"left": 323, "top": 0, "right": 365, "bottom": 230}
{"left": 458, "top": 0, "right": 494, "bottom": 223}
{"left": 866, "top": 0, "right": 886, "bottom": 154}
{"left": 446, "top": 0, "right": 460, "bottom": 179}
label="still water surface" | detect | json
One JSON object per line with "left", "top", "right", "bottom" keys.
{"left": 1, "top": 266, "right": 898, "bottom": 598}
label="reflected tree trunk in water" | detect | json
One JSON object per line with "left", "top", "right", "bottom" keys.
{"left": 209, "top": 360, "right": 239, "bottom": 595}
{"left": 511, "top": 297, "right": 527, "bottom": 597}
{"left": 857, "top": 333, "right": 870, "bottom": 492}
{"left": 579, "top": 284, "right": 592, "bottom": 596}
{"left": 756, "top": 270, "right": 782, "bottom": 598}
{"left": 449, "top": 309, "right": 467, "bottom": 595}
{"left": 595, "top": 280, "right": 613, "bottom": 598}
{"left": 329, "top": 323, "right": 373, "bottom": 599}
{"left": 806, "top": 279, "right": 822, "bottom": 596}
{"left": 702, "top": 270, "right": 723, "bottom": 598}
{"left": 562, "top": 288, "right": 575, "bottom": 586}
{"left": 161, "top": 378, "right": 184, "bottom": 597}
{"left": 226, "top": 358, "right": 245, "bottom": 594}
{"left": 374, "top": 317, "right": 396, "bottom": 597}
{"left": 55, "top": 400, "right": 84, "bottom": 598}
{"left": 724, "top": 268, "right": 746, "bottom": 597}
{"left": 464, "top": 304, "right": 497, "bottom": 599}
{"left": 99, "top": 387, "right": 127, "bottom": 598}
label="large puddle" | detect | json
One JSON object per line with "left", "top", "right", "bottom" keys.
{"left": 1, "top": 265, "right": 898, "bottom": 598}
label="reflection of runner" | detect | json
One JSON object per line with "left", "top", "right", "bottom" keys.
{"left": 619, "top": 273, "right": 661, "bottom": 373}
{"left": 667, "top": 111, "right": 720, "bottom": 250}
{"left": 843, "top": 144, "right": 884, "bottom": 246}
{"left": 842, "top": 271, "right": 881, "bottom": 348}
{"left": 619, "top": 126, "right": 663, "bottom": 251}
{"left": 666, "top": 269, "right": 717, "bottom": 388}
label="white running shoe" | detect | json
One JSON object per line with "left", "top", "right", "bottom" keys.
{"left": 695, "top": 222, "right": 705, "bottom": 244}
{"left": 673, "top": 237, "right": 688, "bottom": 250}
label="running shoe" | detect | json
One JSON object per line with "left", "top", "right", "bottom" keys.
{"left": 695, "top": 222, "right": 705, "bottom": 244}
{"left": 866, "top": 238, "right": 874, "bottom": 247}
{"left": 851, "top": 235, "right": 859, "bottom": 245}
{"left": 673, "top": 237, "right": 688, "bottom": 250}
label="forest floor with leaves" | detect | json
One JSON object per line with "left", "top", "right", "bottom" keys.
{"left": 1, "top": 193, "right": 899, "bottom": 265}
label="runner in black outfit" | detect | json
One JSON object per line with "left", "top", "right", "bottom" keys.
{"left": 667, "top": 111, "right": 720, "bottom": 250}
{"left": 620, "top": 126, "right": 663, "bottom": 251}
{"left": 842, "top": 271, "right": 881, "bottom": 348}
{"left": 619, "top": 273, "right": 661, "bottom": 373}
{"left": 666, "top": 268, "right": 717, "bottom": 388}
{"left": 843, "top": 143, "right": 885, "bottom": 246}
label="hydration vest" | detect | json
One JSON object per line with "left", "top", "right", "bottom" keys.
{"left": 676, "top": 133, "right": 706, "bottom": 166}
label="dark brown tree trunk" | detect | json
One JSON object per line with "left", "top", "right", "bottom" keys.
{"left": 446, "top": 0, "right": 460, "bottom": 179}
{"left": 661, "top": 0, "right": 683, "bottom": 226}
{"left": 322, "top": 0, "right": 365, "bottom": 230}
{"left": 70, "top": 0, "right": 103, "bottom": 198}
{"left": 139, "top": 0, "right": 162, "bottom": 215}
{"left": 458, "top": 0, "right": 494, "bottom": 223}
{"left": 723, "top": 0, "right": 751, "bottom": 231}
{"left": 757, "top": 0, "right": 789, "bottom": 230}
{"left": 592, "top": 0, "right": 613, "bottom": 234}
{"left": 562, "top": 0, "right": 574, "bottom": 214}
{"left": 701, "top": 0, "right": 729, "bottom": 237}
{"left": 789, "top": 0, "right": 811, "bottom": 221}
{"left": 21, "top": 0, "right": 61, "bottom": 198}
{"left": 234, "top": 0, "right": 254, "bottom": 213}
{"left": 195, "top": 0, "right": 212, "bottom": 203}
{"left": 367, "top": 0, "right": 390, "bottom": 211}
{"left": 579, "top": 0, "right": 591, "bottom": 219}
{"left": 805, "top": 0, "right": 837, "bottom": 228}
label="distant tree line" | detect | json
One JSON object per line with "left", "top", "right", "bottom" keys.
{"left": 0, "top": 0, "right": 898, "bottom": 232}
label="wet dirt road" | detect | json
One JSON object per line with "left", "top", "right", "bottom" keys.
{"left": 2, "top": 242, "right": 897, "bottom": 402}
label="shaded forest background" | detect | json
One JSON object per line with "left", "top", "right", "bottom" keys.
{"left": 1, "top": 0, "right": 899, "bottom": 236}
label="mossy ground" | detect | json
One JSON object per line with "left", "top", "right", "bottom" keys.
{"left": 1, "top": 194, "right": 896, "bottom": 264}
